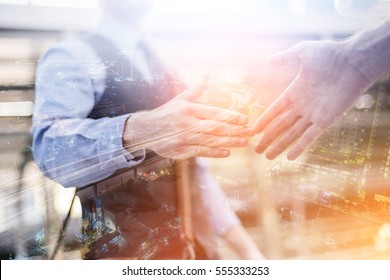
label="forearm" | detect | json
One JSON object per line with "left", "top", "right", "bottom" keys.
{"left": 194, "top": 158, "right": 241, "bottom": 236}
{"left": 223, "top": 225, "right": 265, "bottom": 260}
{"left": 32, "top": 115, "right": 145, "bottom": 188}
{"left": 192, "top": 160, "right": 263, "bottom": 259}
{"left": 33, "top": 137, "right": 120, "bottom": 188}
{"left": 345, "top": 20, "right": 390, "bottom": 82}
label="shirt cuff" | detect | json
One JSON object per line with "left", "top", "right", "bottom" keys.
{"left": 97, "top": 113, "right": 146, "bottom": 169}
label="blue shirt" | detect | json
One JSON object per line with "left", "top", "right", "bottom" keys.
{"left": 32, "top": 18, "right": 239, "bottom": 237}
{"left": 32, "top": 20, "right": 148, "bottom": 188}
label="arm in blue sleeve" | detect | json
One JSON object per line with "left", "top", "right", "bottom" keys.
{"left": 31, "top": 40, "right": 145, "bottom": 188}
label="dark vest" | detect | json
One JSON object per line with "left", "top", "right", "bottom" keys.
{"left": 84, "top": 35, "right": 181, "bottom": 118}
{"left": 78, "top": 34, "right": 188, "bottom": 260}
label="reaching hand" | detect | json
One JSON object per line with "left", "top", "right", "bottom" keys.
{"left": 254, "top": 40, "right": 375, "bottom": 160}
{"left": 124, "top": 81, "right": 254, "bottom": 160}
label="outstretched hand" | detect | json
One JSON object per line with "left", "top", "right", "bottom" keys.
{"left": 254, "top": 40, "right": 375, "bottom": 160}
{"left": 124, "top": 80, "right": 254, "bottom": 160}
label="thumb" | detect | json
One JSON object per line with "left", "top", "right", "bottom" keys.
{"left": 267, "top": 47, "right": 300, "bottom": 67}
{"left": 173, "top": 76, "right": 208, "bottom": 102}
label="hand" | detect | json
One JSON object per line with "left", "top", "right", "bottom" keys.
{"left": 254, "top": 40, "right": 375, "bottom": 160}
{"left": 123, "top": 82, "right": 254, "bottom": 160}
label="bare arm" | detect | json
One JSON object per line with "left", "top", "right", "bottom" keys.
{"left": 223, "top": 225, "right": 265, "bottom": 259}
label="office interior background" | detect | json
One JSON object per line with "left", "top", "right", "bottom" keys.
{"left": 0, "top": 0, "right": 390, "bottom": 259}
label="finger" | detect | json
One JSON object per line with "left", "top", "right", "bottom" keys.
{"left": 254, "top": 95, "right": 291, "bottom": 133}
{"left": 171, "top": 146, "right": 230, "bottom": 160}
{"left": 264, "top": 118, "right": 313, "bottom": 160}
{"left": 255, "top": 111, "right": 300, "bottom": 154}
{"left": 190, "top": 103, "right": 249, "bottom": 125}
{"left": 195, "top": 146, "right": 231, "bottom": 158}
{"left": 184, "top": 134, "right": 248, "bottom": 148}
{"left": 267, "top": 47, "right": 300, "bottom": 67}
{"left": 173, "top": 78, "right": 207, "bottom": 102}
{"left": 287, "top": 124, "right": 323, "bottom": 161}
{"left": 197, "top": 120, "right": 254, "bottom": 137}
{"left": 138, "top": 120, "right": 252, "bottom": 148}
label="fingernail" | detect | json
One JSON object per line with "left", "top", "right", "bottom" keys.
{"left": 238, "top": 138, "right": 248, "bottom": 145}
{"left": 266, "top": 152, "right": 277, "bottom": 160}
{"left": 221, "top": 150, "right": 230, "bottom": 157}
{"left": 287, "top": 155, "right": 296, "bottom": 161}
{"left": 255, "top": 138, "right": 266, "bottom": 153}
{"left": 255, "top": 145, "right": 264, "bottom": 154}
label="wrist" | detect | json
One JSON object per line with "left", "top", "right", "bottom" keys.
{"left": 344, "top": 20, "right": 390, "bottom": 83}
{"left": 342, "top": 39, "right": 377, "bottom": 85}
{"left": 123, "top": 112, "right": 150, "bottom": 153}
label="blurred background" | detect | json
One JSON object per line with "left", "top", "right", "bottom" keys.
{"left": 0, "top": 0, "right": 389, "bottom": 259}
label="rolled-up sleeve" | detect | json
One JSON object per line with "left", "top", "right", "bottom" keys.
{"left": 31, "top": 40, "right": 145, "bottom": 188}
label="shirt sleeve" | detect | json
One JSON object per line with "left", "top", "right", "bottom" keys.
{"left": 31, "top": 40, "right": 145, "bottom": 188}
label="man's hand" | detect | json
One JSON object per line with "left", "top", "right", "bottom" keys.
{"left": 123, "top": 82, "right": 254, "bottom": 160}
{"left": 254, "top": 40, "right": 375, "bottom": 160}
